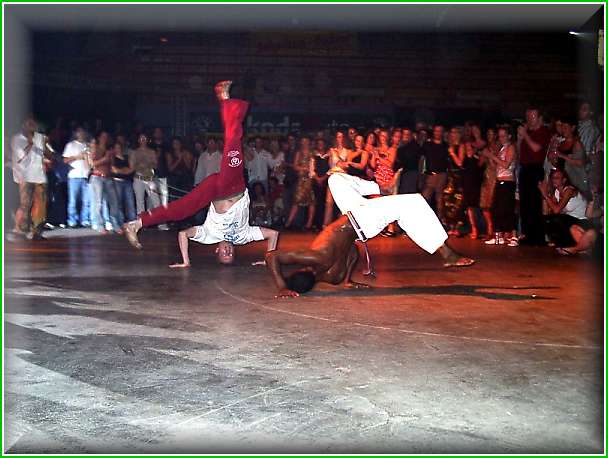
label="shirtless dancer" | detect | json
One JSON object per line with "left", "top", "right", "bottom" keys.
{"left": 124, "top": 81, "right": 278, "bottom": 264}
{"left": 266, "top": 171, "right": 473, "bottom": 297}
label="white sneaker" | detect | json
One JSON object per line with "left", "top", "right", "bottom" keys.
{"left": 507, "top": 237, "right": 519, "bottom": 247}
{"left": 484, "top": 237, "right": 505, "bottom": 245}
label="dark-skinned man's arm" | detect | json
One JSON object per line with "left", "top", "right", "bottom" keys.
{"left": 265, "top": 249, "right": 323, "bottom": 298}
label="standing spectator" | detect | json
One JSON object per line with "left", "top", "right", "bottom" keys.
{"left": 370, "top": 128, "right": 397, "bottom": 195}
{"left": 111, "top": 142, "right": 136, "bottom": 227}
{"left": 166, "top": 137, "right": 195, "bottom": 200}
{"left": 285, "top": 136, "right": 316, "bottom": 230}
{"left": 517, "top": 107, "right": 551, "bottom": 245}
{"left": 194, "top": 137, "right": 221, "bottom": 186}
{"left": 479, "top": 128, "right": 499, "bottom": 239}
{"left": 268, "top": 138, "right": 286, "bottom": 185}
{"left": 130, "top": 134, "right": 161, "bottom": 216}
{"left": 96, "top": 130, "right": 113, "bottom": 230}
{"left": 443, "top": 127, "right": 465, "bottom": 236}
{"left": 415, "top": 124, "right": 429, "bottom": 147}
{"left": 324, "top": 131, "right": 351, "bottom": 226}
{"left": 484, "top": 126, "right": 518, "bottom": 246}
{"left": 338, "top": 134, "right": 370, "bottom": 178}
{"left": 390, "top": 128, "right": 402, "bottom": 150}
{"left": 11, "top": 117, "right": 51, "bottom": 239}
{"left": 280, "top": 138, "right": 297, "bottom": 216}
{"left": 150, "top": 127, "right": 170, "bottom": 230}
{"left": 245, "top": 136, "right": 279, "bottom": 190}
{"left": 89, "top": 138, "right": 121, "bottom": 233}
{"left": 421, "top": 125, "right": 449, "bottom": 219}
{"left": 62, "top": 127, "right": 91, "bottom": 228}
{"left": 396, "top": 127, "right": 422, "bottom": 194}
{"left": 588, "top": 113, "right": 604, "bottom": 195}
{"left": 346, "top": 127, "right": 358, "bottom": 149}
{"left": 577, "top": 101, "right": 599, "bottom": 157}
{"left": 462, "top": 124, "right": 485, "bottom": 239}
{"left": 554, "top": 117, "right": 588, "bottom": 193}
{"left": 311, "top": 138, "right": 330, "bottom": 229}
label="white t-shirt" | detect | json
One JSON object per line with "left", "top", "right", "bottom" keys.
{"left": 556, "top": 187, "right": 588, "bottom": 220}
{"left": 62, "top": 140, "right": 90, "bottom": 179}
{"left": 11, "top": 133, "right": 47, "bottom": 184}
{"left": 190, "top": 189, "right": 264, "bottom": 245}
{"left": 246, "top": 149, "right": 278, "bottom": 184}
{"left": 194, "top": 150, "right": 221, "bottom": 185}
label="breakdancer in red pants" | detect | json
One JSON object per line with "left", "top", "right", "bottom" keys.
{"left": 123, "top": 81, "right": 278, "bottom": 264}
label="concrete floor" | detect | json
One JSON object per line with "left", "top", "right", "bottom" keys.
{"left": 3, "top": 228, "right": 604, "bottom": 453}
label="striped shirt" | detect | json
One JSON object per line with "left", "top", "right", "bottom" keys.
{"left": 577, "top": 119, "right": 599, "bottom": 157}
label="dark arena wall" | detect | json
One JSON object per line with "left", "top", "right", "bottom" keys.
{"left": 30, "top": 30, "right": 597, "bottom": 135}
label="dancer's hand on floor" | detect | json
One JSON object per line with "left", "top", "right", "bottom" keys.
{"left": 276, "top": 288, "right": 299, "bottom": 298}
{"left": 169, "top": 262, "right": 191, "bottom": 269}
{"left": 344, "top": 281, "right": 371, "bottom": 290}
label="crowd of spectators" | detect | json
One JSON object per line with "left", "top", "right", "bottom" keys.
{"left": 7, "top": 101, "right": 604, "bottom": 256}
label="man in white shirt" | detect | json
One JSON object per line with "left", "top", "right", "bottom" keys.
{"left": 245, "top": 136, "right": 279, "bottom": 188}
{"left": 11, "top": 117, "right": 51, "bottom": 239}
{"left": 62, "top": 127, "right": 91, "bottom": 228}
{"left": 194, "top": 137, "right": 221, "bottom": 185}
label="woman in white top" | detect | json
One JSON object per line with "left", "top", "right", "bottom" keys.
{"left": 323, "top": 131, "right": 352, "bottom": 226}
{"left": 539, "top": 168, "right": 597, "bottom": 255}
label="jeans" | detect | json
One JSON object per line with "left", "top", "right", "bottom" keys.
{"left": 113, "top": 179, "right": 137, "bottom": 225}
{"left": 133, "top": 178, "right": 161, "bottom": 215}
{"left": 89, "top": 175, "right": 120, "bottom": 231}
{"left": 67, "top": 177, "right": 90, "bottom": 227}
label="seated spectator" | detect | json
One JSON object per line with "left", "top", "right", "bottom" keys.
{"left": 267, "top": 176, "right": 285, "bottom": 227}
{"left": 540, "top": 168, "right": 597, "bottom": 255}
{"left": 250, "top": 181, "right": 270, "bottom": 226}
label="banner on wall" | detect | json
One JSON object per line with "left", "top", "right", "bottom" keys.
{"left": 188, "top": 111, "right": 394, "bottom": 136}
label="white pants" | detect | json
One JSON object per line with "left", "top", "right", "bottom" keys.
{"left": 133, "top": 178, "right": 161, "bottom": 215}
{"left": 155, "top": 177, "right": 169, "bottom": 207}
{"left": 328, "top": 172, "right": 448, "bottom": 254}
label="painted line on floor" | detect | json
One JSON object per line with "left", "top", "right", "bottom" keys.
{"left": 215, "top": 282, "right": 600, "bottom": 351}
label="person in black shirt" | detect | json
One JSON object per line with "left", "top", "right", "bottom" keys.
{"left": 421, "top": 125, "right": 449, "bottom": 218}
{"left": 311, "top": 138, "right": 330, "bottom": 229}
{"left": 396, "top": 128, "right": 422, "bottom": 194}
{"left": 110, "top": 142, "right": 136, "bottom": 226}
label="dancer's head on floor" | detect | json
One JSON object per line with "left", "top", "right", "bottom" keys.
{"left": 216, "top": 241, "right": 235, "bottom": 265}
{"left": 285, "top": 269, "right": 316, "bottom": 294}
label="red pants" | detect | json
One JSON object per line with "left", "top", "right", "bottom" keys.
{"left": 140, "top": 98, "right": 249, "bottom": 227}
